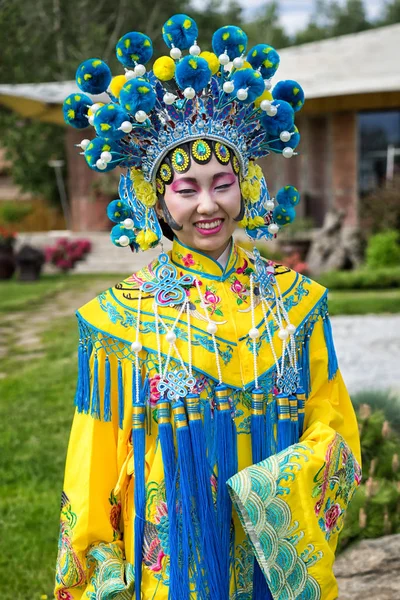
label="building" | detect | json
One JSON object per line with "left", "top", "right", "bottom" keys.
{"left": 0, "top": 24, "right": 399, "bottom": 232}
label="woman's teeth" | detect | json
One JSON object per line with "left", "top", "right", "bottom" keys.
{"left": 195, "top": 220, "right": 222, "bottom": 230}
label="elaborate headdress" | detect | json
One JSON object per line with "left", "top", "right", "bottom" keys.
{"left": 63, "top": 14, "right": 304, "bottom": 250}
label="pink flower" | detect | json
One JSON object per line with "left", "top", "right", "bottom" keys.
{"left": 56, "top": 591, "right": 73, "bottom": 600}
{"left": 182, "top": 253, "right": 195, "bottom": 267}
{"left": 236, "top": 259, "right": 248, "bottom": 274}
{"left": 230, "top": 278, "right": 247, "bottom": 299}
{"left": 204, "top": 289, "right": 221, "bottom": 314}
{"left": 149, "top": 374, "right": 161, "bottom": 407}
{"left": 325, "top": 503, "right": 342, "bottom": 531}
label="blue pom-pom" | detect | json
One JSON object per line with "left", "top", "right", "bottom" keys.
{"left": 116, "top": 32, "right": 153, "bottom": 68}
{"left": 162, "top": 14, "right": 198, "bottom": 50}
{"left": 232, "top": 68, "right": 264, "bottom": 104}
{"left": 175, "top": 56, "right": 211, "bottom": 92}
{"left": 93, "top": 103, "right": 130, "bottom": 140}
{"left": 267, "top": 126, "right": 300, "bottom": 152}
{"left": 84, "top": 137, "right": 119, "bottom": 172}
{"left": 110, "top": 224, "right": 136, "bottom": 247}
{"left": 276, "top": 186, "right": 300, "bottom": 208}
{"left": 212, "top": 26, "right": 248, "bottom": 59}
{"left": 107, "top": 199, "right": 132, "bottom": 223}
{"left": 119, "top": 78, "right": 156, "bottom": 114}
{"left": 63, "top": 93, "right": 92, "bottom": 129}
{"left": 247, "top": 44, "right": 280, "bottom": 79}
{"left": 261, "top": 100, "right": 294, "bottom": 137}
{"left": 273, "top": 80, "right": 305, "bottom": 112}
{"left": 273, "top": 204, "right": 296, "bottom": 226}
{"left": 76, "top": 59, "right": 112, "bottom": 94}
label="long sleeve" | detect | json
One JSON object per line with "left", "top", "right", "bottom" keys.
{"left": 54, "top": 346, "right": 135, "bottom": 599}
{"left": 227, "top": 314, "right": 362, "bottom": 600}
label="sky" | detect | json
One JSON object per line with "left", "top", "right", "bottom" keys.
{"left": 190, "top": 0, "right": 387, "bottom": 35}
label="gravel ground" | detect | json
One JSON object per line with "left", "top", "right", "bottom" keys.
{"left": 331, "top": 315, "right": 400, "bottom": 395}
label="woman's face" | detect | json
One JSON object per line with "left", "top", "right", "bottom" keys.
{"left": 159, "top": 155, "right": 241, "bottom": 260}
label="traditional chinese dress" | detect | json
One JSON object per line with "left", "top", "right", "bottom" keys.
{"left": 55, "top": 238, "right": 361, "bottom": 600}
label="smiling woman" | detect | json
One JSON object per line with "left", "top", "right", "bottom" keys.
{"left": 56, "top": 12, "right": 361, "bottom": 600}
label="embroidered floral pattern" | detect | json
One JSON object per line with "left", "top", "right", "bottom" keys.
{"left": 229, "top": 275, "right": 250, "bottom": 305}
{"left": 109, "top": 490, "right": 122, "bottom": 541}
{"left": 175, "top": 250, "right": 204, "bottom": 271}
{"left": 55, "top": 493, "right": 86, "bottom": 593}
{"left": 86, "top": 543, "right": 134, "bottom": 599}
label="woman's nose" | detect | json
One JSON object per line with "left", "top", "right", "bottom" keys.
{"left": 196, "top": 190, "right": 218, "bottom": 215}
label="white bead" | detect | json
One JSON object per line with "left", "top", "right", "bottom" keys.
{"left": 233, "top": 56, "right": 244, "bottom": 69}
{"left": 260, "top": 99, "right": 271, "bottom": 111}
{"left": 135, "top": 110, "right": 147, "bottom": 123}
{"left": 170, "top": 47, "right": 182, "bottom": 60}
{"left": 166, "top": 330, "right": 176, "bottom": 344}
{"left": 100, "top": 151, "right": 112, "bottom": 163}
{"left": 79, "top": 138, "right": 90, "bottom": 150}
{"left": 268, "top": 223, "right": 279, "bottom": 235}
{"left": 280, "top": 131, "right": 291, "bottom": 142}
{"left": 237, "top": 88, "right": 248, "bottom": 101}
{"left": 88, "top": 115, "right": 95, "bottom": 125}
{"left": 183, "top": 87, "right": 196, "bottom": 99}
{"left": 249, "top": 327, "right": 260, "bottom": 340}
{"left": 206, "top": 322, "right": 218, "bottom": 335}
{"left": 264, "top": 79, "right": 272, "bottom": 90}
{"left": 96, "top": 159, "right": 107, "bottom": 170}
{"left": 265, "top": 200, "right": 275, "bottom": 211}
{"left": 223, "top": 81, "right": 234, "bottom": 94}
{"left": 119, "top": 235, "right": 130, "bottom": 247}
{"left": 131, "top": 340, "right": 142, "bottom": 353}
{"left": 189, "top": 44, "right": 201, "bottom": 56}
{"left": 91, "top": 103, "right": 102, "bottom": 114}
{"left": 283, "top": 147, "right": 294, "bottom": 159}
{"left": 287, "top": 323, "right": 296, "bottom": 335}
{"left": 163, "top": 92, "right": 177, "bottom": 105}
{"left": 134, "top": 64, "right": 146, "bottom": 76}
{"left": 278, "top": 328, "right": 289, "bottom": 341}
{"left": 219, "top": 53, "right": 230, "bottom": 65}
{"left": 120, "top": 120, "right": 133, "bottom": 133}
{"left": 125, "top": 69, "right": 136, "bottom": 80}
{"left": 266, "top": 105, "right": 278, "bottom": 117}
{"left": 123, "top": 218, "right": 134, "bottom": 229}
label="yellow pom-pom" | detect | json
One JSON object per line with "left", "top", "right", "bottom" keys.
{"left": 109, "top": 75, "right": 127, "bottom": 98}
{"left": 254, "top": 89, "right": 273, "bottom": 108}
{"left": 199, "top": 51, "right": 219, "bottom": 75}
{"left": 237, "top": 216, "right": 248, "bottom": 228}
{"left": 253, "top": 216, "right": 265, "bottom": 227}
{"left": 133, "top": 171, "right": 157, "bottom": 207}
{"left": 136, "top": 229, "right": 147, "bottom": 250}
{"left": 88, "top": 102, "right": 104, "bottom": 116}
{"left": 237, "top": 61, "right": 253, "bottom": 71}
{"left": 153, "top": 56, "right": 176, "bottom": 81}
{"left": 136, "top": 228, "right": 158, "bottom": 251}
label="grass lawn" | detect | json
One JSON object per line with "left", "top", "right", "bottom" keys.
{"left": 328, "top": 289, "right": 400, "bottom": 316}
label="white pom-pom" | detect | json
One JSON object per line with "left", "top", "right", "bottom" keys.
{"left": 123, "top": 218, "right": 134, "bottom": 229}
{"left": 183, "top": 87, "right": 196, "bottom": 99}
{"left": 189, "top": 44, "right": 201, "bottom": 56}
{"left": 96, "top": 159, "right": 107, "bottom": 170}
{"left": 287, "top": 323, "right": 296, "bottom": 335}
{"left": 264, "top": 79, "right": 272, "bottom": 90}
{"left": 219, "top": 53, "right": 230, "bottom": 65}
{"left": 166, "top": 330, "right": 176, "bottom": 344}
{"left": 265, "top": 200, "right": 275, "bottom": 211}
{"left": 170, "top": 47, "right": 182, "bottom": 60}
{"left": 100, "top": 151, "right": 112, "bottom": 163}
{"left": 233, "top": 56, "right": 244, "bottom": 69}
{"left": 206, "top": 322, "right": 218, "bottom": 335}
{"left": 248, "top": 327, "right": 260, "bottom": 340}
{"left": 163, "top": 92, "right": 177, "bottom": 105}
{"left": 280, "top": 131, "right": 291, "bottom": 142}
{"left": 131, "top": 340, "right": 142, "bottom": 353}
{"left": 268, "top": 223, "right": 279, "bottom": 235}
{"left": 237, "top": 88, "right": 248, "bottom": 101}
{"left": 283, "top": 147, "right": 294, "bottom": 159}
{"left": 260, "top": 99, "right": 271, "bottom": 111}
{"left": 79, "top": 138, "right": 90, "bottom": 150}
{"left": 119, "top": 235, "right": 130, "bottom": 247}
{"left": 120, "top": 120, "right": 133, "bottom": 133}
{"left": 223, "top": 81, "right": 234, "bottom": 94}
{"left": 91, "top": 103, "right": 102, "bottom": 114}
{"left": 125, "top": 69, "right": 136, "bottom": 80}
{"left": 266, "top": 105, "right": 278, "bottom": 117}
{"left": 135, "top": 110, "right": 147, "bottom": 123}
{"left": 134, "top": 64, "right": 146, "bottom": 77}
{"left": 88, "top": 115, "right": 95, "bottom": 126}
{"left": 278, "top": 328, "right": 289, "bottom": 341}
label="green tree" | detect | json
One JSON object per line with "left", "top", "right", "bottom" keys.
{"left": 380, "top": 0, "right": 400, "bottom": 24}
{"left": 245, "top": 1, "right": 291, "bottom": 50}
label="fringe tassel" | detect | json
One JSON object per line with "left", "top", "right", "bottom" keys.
{"left": 214, "top": 384, "right": 236, "bottom": 596}
{"left": 118, "top": 361, "right": 124, "bottom": 429}
{"left": 90, "top": 354, "right": 101, "bottom": 419}
{"left": 204, "top": 400, "right": 216, "bottom": 471}
{"left": 265, "top": 391, "right": 276, "bottom": 457}
{"left": 301, "top": 334, "right": 311, "bottom": 398}
{"left": 289, "top": 394, "right": 299, "bottom": 444}
{"left": 74, "top": 343, "right": 84, "bottom": 412}
{"left": 132, "top": 403, "right": 146, "bottom": 600}
{"left": 103, "top": 357, "right": 112, "bottom": 422}
{"left": 296, "top": 387, "right": 306, "bottom": 437}
{"left": 323, "top": 316, "right": 339, "bottom": 380}
{"left": 82, "top": 346, "right": 91, "bottom": 414}
{"left": 186, "top": 393, "right": 224, "bottom": 599}
{"left": 276, "top": 392, "right": 291, "bottom": 452}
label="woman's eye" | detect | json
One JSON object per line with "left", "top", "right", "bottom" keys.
{"left": 177, "top": 188, "right": 196, "bottom": 195}
{"left": 215, "top": 183, "right": 233, "bottom": 191}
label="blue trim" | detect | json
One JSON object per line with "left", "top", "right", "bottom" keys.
{"left": 171, "top": 237, "right": 238, "bottom": 282}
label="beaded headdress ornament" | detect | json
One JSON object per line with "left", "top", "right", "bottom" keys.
{"left": 63, "top": 13, "right": 304, "bottom": 251}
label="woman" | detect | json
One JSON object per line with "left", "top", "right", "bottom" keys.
{"left": 56, "top": 14, "right": 361, "bottom": 600}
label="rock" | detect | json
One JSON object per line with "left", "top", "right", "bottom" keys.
{"left": 334, "top": 534, "right": 400, "bottom": 599}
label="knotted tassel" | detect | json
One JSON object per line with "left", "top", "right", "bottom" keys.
{"left": 74, "top": 342, "right": 84, "bottom": 413}
{"left": 204, "top": 399, "right": 217, "bottom": 471}
{"left": 186, "top": 393, "right": 224, "bottom": 599}
{"left": 82, "top": 345, "right": 91, "bottom": 414}
{"left": 265, "top": 390, "right": 276, "bottom": 458}
{"left": 322, "top": 315, "right": 339, "bottom": 381}
{"left": 214, "top": 384, "right": 236, "bottom": 596}
{"left": 132, "top": 402, "right": 146, "bottom": 600}
{"left": 103, "top": 356, "right": 112, "bottom": 422}
{"left": 117, "top": 360, "right": 124, "bottom": 429}
{"left": 296, "top": 386, "right": 306, "bottom": 438}
{"left": 301, "top": 334, "right": 311, "bottom": 398}
{"left": 276, "top": 392, "right": 291, "bottom": 452}
{"left": 289, "top": 394, "right": 299, "bottom": 444}
{"left": 90, "top": 354, "right": 101, "bottom": 419}
{"left": 173, "top": 400, "right": 207, "bottom": 600}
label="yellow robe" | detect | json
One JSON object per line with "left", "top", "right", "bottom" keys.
{"left": 55, "top": 239, "right": 361, "bottom": 600}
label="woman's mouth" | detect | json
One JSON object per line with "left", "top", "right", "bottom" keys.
{"left": 194, "top": 219, "right": 224, "bottom": 235}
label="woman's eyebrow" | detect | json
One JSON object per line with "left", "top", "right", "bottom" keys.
{"left": 174, "top": 177, "right": 198, "bottom": 185}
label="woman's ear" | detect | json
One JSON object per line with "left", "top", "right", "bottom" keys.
{"left": 155, "top": 199, "right": 164, "bottom": 220}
